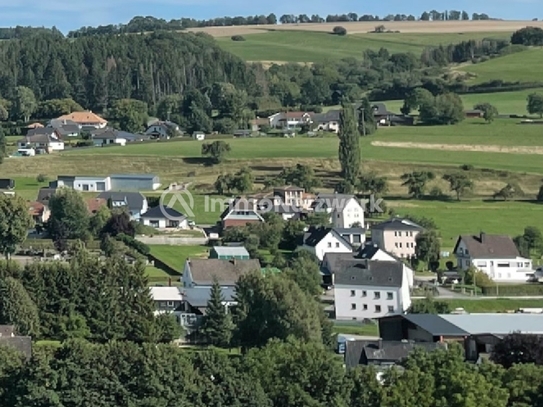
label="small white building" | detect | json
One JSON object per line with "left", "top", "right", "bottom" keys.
{"left": 192, "top": 131, "right": 205, "bottom": 141}
{"left": 140, "top": 206, "right": 188, "bottom": 229}
{"left": 454, "top": 232, "right": 533, "bottom": 282}
{"left": 300, "top": 227, "right": 353, "bottom": 261}
{"left": 331, "top": 258, "right": 411, "bottom": 320}
{"left": 92, "top": 131, "right": 127, "bottom": 147}
{"left": 312, "top": 193, "right": 365, "bottom": 229}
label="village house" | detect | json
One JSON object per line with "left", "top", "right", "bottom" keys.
{"left": 300, "top": 226, "right": 354, "bottom": 261}
{"left": 85, "top": 197, "right": 107, "bottom": 214}
{"left": 27, "top": 201, "right": 50, "bottom": 223}
{"left": 357, "top": 242, "right": 414, "bottom": 288}
{"left": 145, "top": 120, "right": 181, "bottom": 139}
{"left": 182, "top": 258, "right": 261, "bottom": 288}
{"left": 330, "top": 257, "right": 411, "bottom": 320}
{"left": 140, "top": 206, "right": 188, "bottom": 229}
{"left": 454, "top": 232, "right": 533, "bottom": 282}
{"left": 17, "top": 129, "right": 64, "bottom": 152}
{"left": 48, "top": 119, "right": 81, "bottom": 137}
{"left": 250, "top": 117, "right": 269, "bottom": 132}
{"left": 220, "top": 198, "right": 264, "bottom": 229}
{"left": 268, "top": 111, "right": 313, "bottom": 129}
{"left": 192, "top": 131, "right": 205, "bottom": 140}
{"left": 97, "top": 191, "right": 148, "bottom": 220}
{"left": 56, "top": 111, "right": 107, "bottom": 129}
{"left": 52, "top": 174, "right": 160, "bottom": 192}
{"left": 312, "top": 110, "right": 341, "bottom": 133}
{"left": 370, "top": 218, "right": 423, "bottom": 259}
{"left": 312, "top": 193, "right": 365, "bottom": 229}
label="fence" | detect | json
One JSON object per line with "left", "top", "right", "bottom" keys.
{"left": 137, "top": 236, "right": 208, "bottom": 246}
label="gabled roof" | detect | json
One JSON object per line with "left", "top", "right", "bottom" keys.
{"left": 55, "top": 125, "right": 81, "bottom": 136}
{"left": 357, "top": 243, "right": 381, "bottom": 259}
{"left": 312, "top": 109, "right": 341, "bottom": 123}
{"left": 58, "top": 111, "right": 107, "bottom": 124}
{"left": 371, "top": 218, "right": 423, "bottom": 232}
{"left": 49, "top": 118, "right": 79, "bottom": 128}
{"left": 36, "top": 188, "right": 57, "bottom": 205}
{"left": 220, "top": 197, "right": 263, "bottom": 221}
{"left": 183, "top": 286, "right": 236, "bottom": 308}
{"left": 26, "top": 122, "right": 44, "bottom": 129}
{"left": 334, "top": 260, "right": 404, "bottom": 288}
{"left": 97, "top": 191, "right": 146, "bottom": 211}
{"left": 141, "top": 206, "right": 186, "bottom": 220}
{"left": 86, "top": 198, "right": 107, "bottom": 214}
{"left": 400, "top": 314, "right": 469, "bottom": 336}
{"left": 186, "top": 258, "right": 261, "bottom": 286}
{"left": 0, "top": 336, "right": 32, "bottom": 359}
{"left": 371, "top": 102, "right": 395, "bottom": 116}
{"left": 303, "top": 227, "right": 352, "bottom": 249}
{"left": 453, "top": 233, "right": 520, "bottom": 259}
{"left": 28, "top": 201, "right": 45, "bottom": 216}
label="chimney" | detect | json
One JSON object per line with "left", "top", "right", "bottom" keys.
{"left": 480, "top": 232, "right": 486, "bottom": 243}
{"left": 168, "top": 277, "right": 172, "bottom": 287}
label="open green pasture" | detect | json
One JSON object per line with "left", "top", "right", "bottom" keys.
{"left": 459, "top": 47, "right": 543, "bottom": 84}
{"left": 217, "top": 30, "right": 509, "bottom": 63}
{"left": 149, "top": 245, "right": 209, "bottom": 272}
{"left": 383, "top": 87, "right": 543, "bottom": 116}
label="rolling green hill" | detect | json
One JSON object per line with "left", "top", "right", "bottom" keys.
{"left": 458, "top": 47, "right": 543, "bottom": 84}
{"left": 216, "top": 30, "right": 510, "bottom": 63}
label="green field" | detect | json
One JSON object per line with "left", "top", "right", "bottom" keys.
{"left": 439, "top": 299, "right": 543, "bottom": 312}
{"left": 383, "top": 88, "right": 543, "bottom": 116}
{"left": 459, "top": 47, "right": 543, "bottom": 84}
{"left": 217, "top": 30, "right": 509, "bottom": 62}
{"left": 149, "top": 245, "right": 209, "bottom": 272}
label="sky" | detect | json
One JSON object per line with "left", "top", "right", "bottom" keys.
{"left": 1, "top": 0, "right": 541, "bottom": 33}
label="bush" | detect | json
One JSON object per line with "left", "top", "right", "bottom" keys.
{"left": 116, "top": 233, "right": 150, "bottom": 256}
{"left": 231, "top": 35, "right": 246, "bottom": 41}
{"left": 332, "top": 26, "right": 347, "bottom": 36}
{"left": 481, "top": 284, "right": 543, "bottom": 296}
{"left": 460, "top": 164, "right": 474, "bottom": 171}
{"left": 36, "top": 173, "right": 48, "bottom": 183}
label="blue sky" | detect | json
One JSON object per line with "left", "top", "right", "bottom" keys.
{"left": 2, "top": 0, "right": 540, "bottom": 33}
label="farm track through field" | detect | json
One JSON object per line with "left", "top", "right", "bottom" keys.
{"left": 372, "top": 141, "right": 543, "bottom": 155}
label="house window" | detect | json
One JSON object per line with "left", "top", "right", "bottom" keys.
{"left": 395, "top": 243, "right": 399, "bottom": 248}
{"left": 410, "top": 231, "right": 413, "bottom": 237}
{"left": 465, "top": 260, "right": 470, "bottom": 267}
{"left": 387, "top": 292, "right": 393, "bottom": 300}
{"left": 351, "top": 303, "right": 356, "bottom": 310}
{"left": 388, "top": 306, "right": 394, "bottom": 312}
{"left": 374, "top": 292, "right": 381, "bottom": 299}
{"left": 524, "top": 262, "right": 530, "bottom": 267}
{"left": 465, "top": 250, "right": 469, "bottom": 255}
{"left": 497, "top": 263, "right": 509, "bottom": 268}
{"left": 362, "top": 291, "right": 367, "bottom": 297}
{"left": 327, "top": 242, "right": 332, "bottom": 248}
{"left": 375, "top": 305, "right": 382, "bottom": 313}
{"left": 477, "top": 262, "right": 487, "bottom": 268}
{"left": 394, "top": 231, "right": 398, "bottom": 237}
{"left": 335, "top": 242, "right": 340, "bottom": 248}
{"left": 167, "top": 301, "right": 174, "bottom": 307}
{"left": 363, "top": 304, "right": 368, "bottom": 310}
{"left": 399, "top": 243, "right": 402, "bottom": 248}
{"left": 350, "top": 290, "right": 355, "bottom": 297}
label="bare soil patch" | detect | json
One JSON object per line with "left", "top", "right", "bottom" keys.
{"left": 371, "top": 141, "right": 543, "bottom": 155}
{"left": 187, "top": 20, "right": 543, "bottom": 37}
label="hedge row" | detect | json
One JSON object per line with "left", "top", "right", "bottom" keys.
{"left": 481, "top": 284, "right": 543, "bottom": 296}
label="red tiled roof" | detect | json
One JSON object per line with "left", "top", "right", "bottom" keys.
{"left": 86, "top": 198, "right": 107, "bottom": 214}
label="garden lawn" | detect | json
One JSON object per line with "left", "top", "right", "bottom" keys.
{"left": 149, "top": 245, "right": 209, "bottom": 272}
{"left": 217, "top": 30, "right": 509, "bottom": 63}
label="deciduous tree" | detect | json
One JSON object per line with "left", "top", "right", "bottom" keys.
{"left": 415, "top": 229, "right": 441, "bottom": 264}
{"left": 442, "top": 172, "right": 473, "bottom": 200}
{"left": 527, "top": 92, "right": 543, "bottom": 118}
{"left": 0, "top": 195, "right": 34, "bottom": 259}
{"left": 201, "top": 140, "right": 231, "bottom": 164}
{"left": 11, "top": 86, "right": 37, "bottom": 122}
{"left": 474, "top": 102, "right": 498, "bottom": 123}
{"left": 401, "top": 171, "right": 435, "bottom": 198}
{"left": 47, "top": 189, "right": 89, "bottom": 241}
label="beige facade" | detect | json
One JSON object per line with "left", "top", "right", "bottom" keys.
{"left": 372, "top": 228, "right": 421, "bottom": 259}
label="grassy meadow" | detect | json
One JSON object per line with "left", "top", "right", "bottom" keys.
{"left": 149, "top": 245, "right": 209, "bottom": 272}
{"left": 217, "top": 30, "right": 510, "bottom": 63}
{"left": 383, "top": 87, "right": 543, "bottom": 116}
{"left": 459, "top": 47, "right": 543, "bottom": 84}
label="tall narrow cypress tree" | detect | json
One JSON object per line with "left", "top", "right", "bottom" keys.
{"left": 338, "top": 101, "right": 360, "bottom": 187}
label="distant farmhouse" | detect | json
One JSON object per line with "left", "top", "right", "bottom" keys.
{"left": 55, "top": 111, "right": 108, "bottom": 129}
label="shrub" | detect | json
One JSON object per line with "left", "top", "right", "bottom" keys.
{"left": 460, "top": 164, "right": 474, "bottom": 171}
{"left": 231, "top": 35, "right": 246, "bottom": 41}
{"left": 36, "top": 173, "right": 48, "bottom": 183}
{"left": 116, "top": 233, "right": 150, "bottom": 256}
{"left": 332, "top": 26, "right": 347, "bottom": 36}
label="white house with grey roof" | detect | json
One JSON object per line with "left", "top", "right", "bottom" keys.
{"left": 140, "top": 206, "right": 188, "bottom": 229}
{"left": 97, "top": 191, "right": 148, "bottom": 220}
{"left": 53, "top": 173, "right": 160, "bottom": 192}
{"left": 330, "top": 257, "right": 411, "bottom": 320}
{"left": 371, "top": 218, "right": 423, "bottom": 259}
{"left": 300, "top": 226, "right": 354, "bottom": 261}
{"left": 312, "top": 193, "right": 365, "bottom": 229}
{"left": 454, "top": 232, "right": 533, "bottom": 282}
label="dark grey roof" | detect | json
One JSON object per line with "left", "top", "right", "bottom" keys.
{"left": 363, "top": 341, "right": 446, "bottom": 363}
{"left": 334, "top": 260, "right": 404, "bottom": 288}
{"left": 371, "top": 103, "right": 394, "bottom": 116}
{"left": 357, "top": 243, "right": 381, "bottom": 259}
{"left": 187, "top": 259, "right": 261, "bottom": 286}
{"left": 49, "top": 118, "right": 78, "bottom": 128}
{"left": 55, "top": 124, "right": 81, "bottom": 136}
{"left": 0, "top": 325, "right": 16, "bottom": 336}
{"left": 401, "top": 314, "right": 469, "bottom": 336}
{"left": 303, "top": 227, "right": 352, "bottom": 249}
{"left": 183, "top": 286, "right": 236, "bottom": 308}
{"left": 0, "top": 336, "right": 32, "bottom": 359}
{"left": 312, "top": 109, "right": 341, "bottom": 123}
{"left": 334, "top": 228, "right": 365, "bottom": 235}
{"left": 25, "top": 127, "right": 59, "bottom": 137}
{"left": 453, "top": 233, "right": 520, "bottom": 259}
{"left": 371, "top": 218, "right": 423, "bottom": 231}
{"left": 37, "top": 188, "right": 57, "bottom": 205}
{"left": 97, "top": 191, "right": 146, "bottom": 211}
{"left": 141, "top": 206, "right": 186, "bottom": 220}
{"left": 344, "top": 339, "right": 381, "bottom": 368}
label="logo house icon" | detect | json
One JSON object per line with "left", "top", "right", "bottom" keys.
{"left": 159, "top": 190, "right": 195, "bottom": 220}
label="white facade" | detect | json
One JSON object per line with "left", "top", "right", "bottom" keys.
{"left": 315, "top": 121, "right": 339, "bottom": 133}
{"left": 193, "top": 132, "right": 205, "bottom": 140}
{"left": 145, "top": 125, "right": 170, "bottom": 138}
{"left": 334, "top": 275, "right": 411, "bottom": 320}
{"left": 333, "top": 198, "right": 365, "bottom": 229}
{"left": 141, "top": 217, "right": 188, "bottom": 229}
{"left": 94, "top": 137, "right": 126, "bottom": 147}
{"left": 302, "top": 231, "right": 352, "bottom": 261}
{"left": 63, "top": 177, "right": 110, "bottom": 192}
{"left": 455, "top": 239, "right": 533, "bottom": 282}
{"left": 18, "top": 140, "right": 64, "bottom": 151}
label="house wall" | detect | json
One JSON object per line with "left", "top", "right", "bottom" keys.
{"left": 109, "top": 177, "right": 155, "bottom": 191}
{"left": 334, "top": 284, "right": 404, "bottom": 320}
{"left": 72, "top": 178, "right": 110, "bottom": 192}
{"left": 310, "top": 233, "right": 352, "bottom": 261}
{"left": 142, "top": 217, "right": 188, "bottom": 229}
{"left": 334, "top": 198, "right": 365, "bottom": 229}
{"left": 182, "top": 261, "right": 193, "bottom": 287}
{"left": 146, "top": 125, "right": 168, "bottom": 136}
{"left": 378, "top": 230, "right": 420, "bottom": 258}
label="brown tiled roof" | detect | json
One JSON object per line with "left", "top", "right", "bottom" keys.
{"left": 187, "top": 258, "right": 261, "bottom": 285}
{"left": 26, "top": 122, "right": 44, "bottom": 129}
{"left": 454, "top": 233, "right": 520, "bottom": 259}
{"left": 58, "top": 111, "right": 107, "bottom": 124}
{"left": 28, "top": 201, "right": 45, "bottom": 216}
{"left": 86, "top": 198, "right": 107, "bottom": 214}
